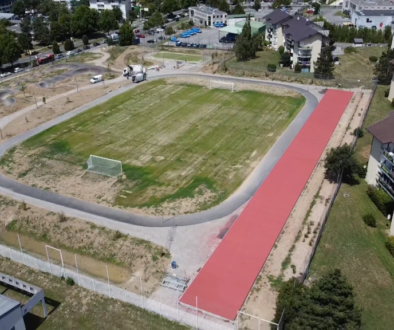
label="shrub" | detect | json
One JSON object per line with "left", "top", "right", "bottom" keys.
{"left": 52, "top": 41, "right": 61, "bottom": 54}
{"left": 107, "top": 37, "right": 114, "bottom": 46}
{"left": 385, "top": 89, "right": 390, "bottom": 97}
{"left": 66, "top": 277, "right": 75, "bottom": 286}
{"left": 353, "top": 127, "right": 364, "bottom": 137}
{"left": 278, "top": 45, "right": 284, "bottom": 55}
{"left": 362, "top": 213, "right": 376, "bottom": 227}
{"left": 113, "top": 230, "right": 123, "bottom": 240}
{"left": 385, "top": 236, "right": 394, "bottom": 257}
{"left": 64, "top": 39, "right": 74, "bottom": 51}
{"left": 294, "top": 63, "right": 301, "bottom": 73}
{"left": 367, "top": 185, "right": 394, "bottom": 216}
{"left": 357, "top": 163, "right": 367, "bottom": 179}
{"left": 344, "top": 46, "right": 357, "bottom": 54}
{"left": 82, "top": 35, "right": 89, "bottom": 45}
{"left": 58, "top": 211, "right": 67, "bottom": 222}
{"left": 369, "top": 55, "right": 378, "bottom": 63}
{"left": 267, "top": 63, "right": 277, "bottom": 72}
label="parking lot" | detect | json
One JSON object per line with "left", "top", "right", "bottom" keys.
{"left": 138, "top": 26, "right": 234, "bottom": 49}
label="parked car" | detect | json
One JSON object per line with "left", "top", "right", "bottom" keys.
{"left": 135, "top": 29, "right": 140, "bottom": 33}
{"left": 75, "top": 48, "right": 83, "bottom": 53}
{"left": 90, "top": 74, "right": 103, "bottom": 84}
{"left": 148, "top": 30, "right": 155, "bottom": 35}
{"left": 14, "top": 67, "right": 24, "bottom": 73}
{"left": 55, "top": 54, "right": 64, "bottom": 60}
{"left": 137, "top": 34, "right": 145, "bottom": 38}
{"left": 66, "top": 50, "right": 75, "bottom": 56}
{"left": 0, "top": 72, "right": 12, "bottom": 78}
{"left": 147, "top": 39, "right": 155, "bottom": 43}
{"left": 158, "top": 36, "right": 165, "bottom": 40}
{"left": 93, "top": 42, "right": 100, "bottom": 46}
{"left": 83, "top": 45, "right": 90, "bottom": 50}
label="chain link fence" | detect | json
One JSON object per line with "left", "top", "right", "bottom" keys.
{"left": 0, "top": 241, "right": 243, "bottom": 330}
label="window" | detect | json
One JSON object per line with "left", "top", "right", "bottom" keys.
{"left": 367, "top": 18, "right": 371, "bottom": 23}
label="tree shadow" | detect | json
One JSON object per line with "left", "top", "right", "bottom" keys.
{"left": 324, "top": 172, "right": 360, "bottom": 186}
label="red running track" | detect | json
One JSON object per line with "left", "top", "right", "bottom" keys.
{"left": 180, "top": 90, "right": 353, "bottom": 320}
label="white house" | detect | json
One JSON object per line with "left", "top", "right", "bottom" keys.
{"left": 188, "top": 5, "right": 227, "bottom": 27}
{"left": 351, "top": 9, "right": 394, "bottom": 29}
{"left": 89, "top": 0, "right": 130, "bottom": 20}
{"left": 343, "top": 0, "right": 394, "bottom": 16}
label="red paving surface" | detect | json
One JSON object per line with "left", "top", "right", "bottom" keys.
{"left": 180, "top": 90, "right": 353, "bottom": 320}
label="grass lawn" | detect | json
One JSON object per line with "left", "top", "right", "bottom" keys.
{"left": 0, "top": 257, "right": 188, "bottom": 330}
{"left": 7, "top": 79, "right": 304, "bottom": 211}
{"left": 334, "top": 47, "right": 385, "bottom": 88}
{"left": 64, "top": 52, "right": 103, "bottom": 64}
{"left": 225, "top": 47, "right": 384, "bottom": 88}
{"left": 309, "top": 86, "right": 394, "bottom": 329}
{"left": 154, "top": 51, "right": 202, "bottom": 62}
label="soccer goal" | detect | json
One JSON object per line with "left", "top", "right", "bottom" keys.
{"left": 209, "top": 80, "right": 234, "bottom": 92}
{"left": 86, "top": 155, "right": 122, "bottom": 178}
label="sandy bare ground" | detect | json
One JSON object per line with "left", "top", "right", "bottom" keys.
{"left": 0, "top": 194, "right": 170, "bottom": 296}
{"left": 1, "top": 81, "right": 128, "bottom": 140}
{"left": 239, "top": 90, "right": 371, "bottom": 328}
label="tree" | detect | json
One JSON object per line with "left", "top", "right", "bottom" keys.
{"left": 314, "top": 46, "right": 335, "bottom": 78}
{"left": 17, "top": 33, "right": 32, "bottom": 52}
{"left": 119, "top": 22, "right": 134, "bottom": 46}
{"left": 0, "top": 33, "right": 22, "bottom": 66}
{"left": 32, "top": 17, "right": 51, "bottom": 45}
{"left": 82, "top": 34, "right": 89, "bottom": 45}
{"left": 12, "top": 0, "right": 26, "bottom": 16}
{"left": 234, "top": 16, "right": 256, "bottom": 61}
{"left": 165, "top": 26, "right": 174, "bottom": 35}
{"left": 253, "top": 0, "right": 261, "bottom": 11}
{"left": 72, "top": 6, "right": 100, "bottom": 35}
{"left": 232, "top": 3, "right": 245, "bottom": 14}
{"left": 58, "top": 12, "right": 72, "bottom": 36}
{"left": 148, "top": 11, "right": 164, "bottom": 28}
{"left": 112, "top": 7, "right": 123, "bottom": 21}
{"left": 161, "top": 0, "right": 179, "bottom": 14}
{"left": 52, "top": 41, "right": 61, "bottom": 54}
{"left": 180, "top": 0, "right": 198, "bottom": 8}
{"left": 64, "top": 39, "right": 74, "bottom": 51}
{"left": 272, "top": 0, "right": 291, "bottom": 9}
{"left": 274, "top": 270, "right": 361, "bottom": 329}
{"left": 218, "top": 0, "right": 230, "bottom": 13}
{"left": 311, "top": 2, "right": 320, "bottom": 15}
{"left": 50, "top": 21, "right": 65, "bottom": 41}
{"left": 281, "top": 52, "right": 291, "bottom": 67}
{"left": 324, "top": 144, "right": 359, "bottom": 182}
{"left": 99, "top": 9, "right": 119, "bottom": 33}
{"left": 20, "top": 16, "right": 31, "bottom": 34}
{"left": 374, "top": 49, "right": 394, "bottom": 85}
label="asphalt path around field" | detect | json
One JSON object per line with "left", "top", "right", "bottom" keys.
{"left": 0, "top": 72, "right": 319, "bottom": 227}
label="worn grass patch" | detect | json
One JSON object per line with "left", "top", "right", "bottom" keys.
{"left": 154, "top": 52, "right": 202, "bottom": 62}
{"left": 6, "top": 79, "right": 304, "bottom": 211}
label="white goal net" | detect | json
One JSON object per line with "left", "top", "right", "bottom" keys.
{"left": 209, "top": 80, "right": 234, "bottom": 92}
{"left": 86, "top": 155, "right": 122, "bottom": 178}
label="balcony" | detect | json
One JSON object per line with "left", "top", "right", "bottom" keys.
{"left": 298, "top": 60, "right": 311, "bottom": 66}
{"left": 383, "top": 150, "right": 394, "bottom": 165}
{"left": 378, "top": 177, "right": 394, "bottom": 200}
{"left": 380, "top": 163, "right": 394, "bottom": 183}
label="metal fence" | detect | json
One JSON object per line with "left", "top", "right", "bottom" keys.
{"left": 302, "top": 82, "right": 378, "bottom": 281}
{"left": 0, "top": 240, "right": 246, "bottom": 330}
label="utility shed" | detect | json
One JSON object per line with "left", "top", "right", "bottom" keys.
{"left": 0, "top": 295, "right": 25, "bottom": 330}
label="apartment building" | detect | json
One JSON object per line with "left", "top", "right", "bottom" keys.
{"left": 366, "top": 112, "right": 394, "bottom": 201}
{"left": 89, "top": 0, "right": 130, "bottom": 20}
{"left": 188, "top": 5, "right": 227, "bottom": 27}
{"left": 350, "top": 9, "right": 394, "bottom": 29}
{"left": 264, "top": 10, "right": 330, "bottom": 73}
{"left": 0, "top": 0, "right": 16, "bottom": 13}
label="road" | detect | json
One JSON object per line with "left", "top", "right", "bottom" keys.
{"left": 0, "top": 71, "right": 319, "bottom": 228}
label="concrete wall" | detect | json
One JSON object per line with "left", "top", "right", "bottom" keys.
{"left": 366, "top": 136, "right": 382, "bottom": 185}
{"left": 388, "top": 80, "right": 394, "bottom": 101}
{"left": 0, "top": 307, "right": 25, "bottom": 330}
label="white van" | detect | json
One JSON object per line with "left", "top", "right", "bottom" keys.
{"left": 90, "top": 75, "right": 103, "bottom": 84}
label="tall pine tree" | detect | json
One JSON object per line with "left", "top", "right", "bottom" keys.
{"left": 234, "top": 16, "right": 256, "bottom": 61}
{"left": 314, "top": 46, "right": 335, "bottom": 78}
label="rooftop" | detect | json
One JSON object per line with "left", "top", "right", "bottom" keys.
{"left": 283, "top": 16, "right": 329, "bottom": 42}
{"left": 367, "top": 111, "right": 394, "bottom": 144}
{"left": 349, "top": 0, "right": 394, "bottom": 5}
{"left": 0, "top": 294, "right": 19, "bottom": 317}
{"left": 189, "top": 5, "right": 226, "bottom": 15}
{"left": 0, "top": 13, "right": 15, "bottom": 20}
{"left": 356, "top": 9, "right": 394, "bottom": 15}
{"left": 263, "top": 9, "right": 292, "bottom": 25}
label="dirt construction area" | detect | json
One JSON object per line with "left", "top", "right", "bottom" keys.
{"left": 237, "top": 90, "right": 372, "bottom": 329}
